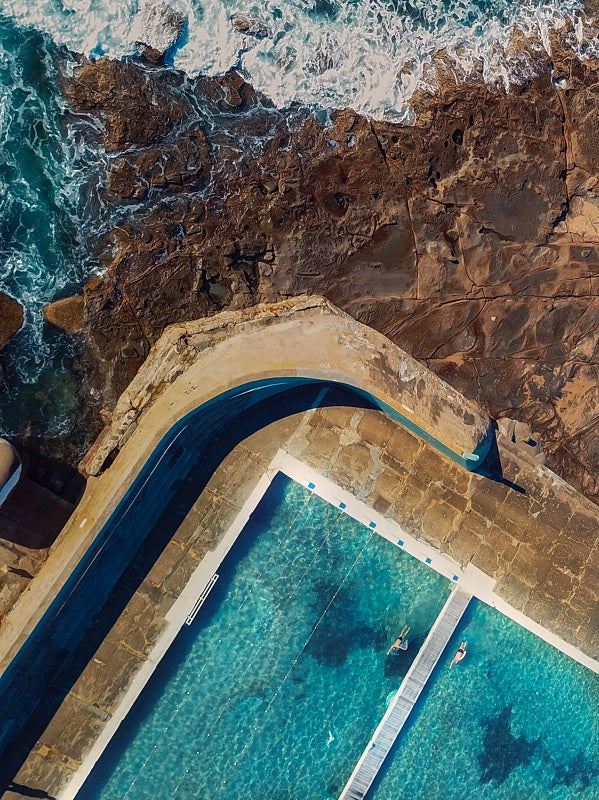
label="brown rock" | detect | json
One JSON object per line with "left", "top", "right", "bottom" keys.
{"left": 0, "top": 293, "right": 24, "bottom": 350}
{"left": 107, "top": 130, "right": 211, "bottom": 200}
{"left": 44, "top": 296, "right": 85, "bottom": 334}
{"left": 62, "top": 51, "right": 599, "bottom": 505}
{"left": 62, "top": 58, "right": 190, "bottom": 151}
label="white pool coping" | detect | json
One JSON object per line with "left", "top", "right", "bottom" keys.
{"left": 61, "top": 449, "right": 599, "bottom": 799}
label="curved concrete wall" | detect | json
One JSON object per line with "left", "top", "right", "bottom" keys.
{"left": 0, "top": 296, "right": 494, "bottom": 686}
{"left": 83, "top": 296, "right": 493, "bottom": 476}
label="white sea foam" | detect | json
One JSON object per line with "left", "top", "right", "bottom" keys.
{"left": 0, "top": 0, "right": 589, "bottom": 120}
{"left": 0, "top": 30, "right": 107, "bottom": 390}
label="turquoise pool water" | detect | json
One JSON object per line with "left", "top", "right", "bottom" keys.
{"left": 369, "top": 601, "right": 599, "bottom": 800}
{"left": 80, "top": 474, "right": 599, "bottom": 800}
{"left": 81, "top": 475, "right": 451, "bottom": 800}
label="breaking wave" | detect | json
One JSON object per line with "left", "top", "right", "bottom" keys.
{"left": 0, "top": 0, "right": 590, "bottom": 120}
{"left": 0, "top": 17, "right": 107, "bottom": 440}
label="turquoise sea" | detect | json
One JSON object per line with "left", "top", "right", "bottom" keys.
{"left": 80, "top": 476, "right": 599, "bottom": 800}
{"left": 0, "top": 16, "right": 105, "bottom": 453}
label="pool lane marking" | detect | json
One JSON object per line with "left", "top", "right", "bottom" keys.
{"left": 171, "top": 508, "right": 365, "bottom": 797}
{"left": 215, "top": 526, "right": 379, "bottom": 796}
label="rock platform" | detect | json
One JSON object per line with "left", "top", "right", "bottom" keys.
{"left": 59, "top": 39, "right": 599, "bottom": 504}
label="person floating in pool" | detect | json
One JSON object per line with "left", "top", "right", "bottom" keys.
{"left": 387, "top": 625, "right": 410, "bottom": 654}
{"left": 450, "top": 641, "right": 467, "bottom": 668}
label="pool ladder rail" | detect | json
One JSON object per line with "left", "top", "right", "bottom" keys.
{"left": 185, "top": 573, "right": 219, "bottom": 625}
{"left": 338, "top": 587, "right": 472, "bottom": 800}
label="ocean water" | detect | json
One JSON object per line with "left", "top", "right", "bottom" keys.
{"left": 0, "top": 1, "right": 592, "bottom": 448}
{"left": 0, "top": 15, "right": 106, "bottom": 447}
{"left": 79, "top": 476, "right": 599, "bottom": 800}
{"left": 0, "top": 0, "right": 589, "bottom": 121}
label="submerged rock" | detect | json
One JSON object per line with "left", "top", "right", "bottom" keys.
{"left": 230, "top": 13, "right": 271, "bottom": 39}
{"left": 0, "top": 293, "right": 24, "bottom": 351}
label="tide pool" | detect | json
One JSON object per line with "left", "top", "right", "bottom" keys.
{"left": 79, "top": 473, "right": 599, "bottom": 800}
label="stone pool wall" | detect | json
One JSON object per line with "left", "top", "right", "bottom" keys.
{"left": 0, "top": 298, "right": 597, "bottom": 799}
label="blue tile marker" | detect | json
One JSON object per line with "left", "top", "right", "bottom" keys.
{"left": 398, "top": 540, "right": 404, "bottom": 547}
{"left": 369, "top": 521, "right": 377, "bottom": 529}
{"left": 308, "top": 482, "right": 315, "bottom": 490}
{"left": 425, "top": 557, "right": 432, "bottom": 564}
{"left": 452, "top": 575, "right": 459, "bottom": 582}
{"left": 339, "top": 502, "right": 347, "bottom": 510}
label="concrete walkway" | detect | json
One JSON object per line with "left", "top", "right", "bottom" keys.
{"left": 339, "top": 588, "right": 472, "bottom": 800}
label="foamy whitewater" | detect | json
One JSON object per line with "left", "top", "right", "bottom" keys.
{"left": 0, "top": 0, "right": 590, "bottom": 121}
{"left": 0, "top": 0, "right": 592, "bottom": 446}
{"left": 0, "top": 18, "right": 107, "bottom": 440}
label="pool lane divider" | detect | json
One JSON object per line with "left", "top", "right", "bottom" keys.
{"left": 338, "top": 588, "right": 472, "bottom": 800}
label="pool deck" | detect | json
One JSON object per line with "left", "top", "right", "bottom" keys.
{"left": 1, "top": 399, "right": 598, "bottom": 800}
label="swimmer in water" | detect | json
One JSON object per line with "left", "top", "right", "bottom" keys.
{"left": 450, "top": 641, "right": 467, "bottom": 668}
{"left": 387, "top": 625, "right": 410, "bottom": 654}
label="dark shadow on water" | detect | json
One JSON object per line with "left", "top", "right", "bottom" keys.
{"left": 0, "top": 382, "right": 374, "bottom": 790}
{"left": 478, "top": 704, "right": 539, "bottom": 784}
{"left": 303, "top": 576, "right": 388, "bottom": 668}
{"left": 547, "top": 748, "right": 599, "bottom": 790}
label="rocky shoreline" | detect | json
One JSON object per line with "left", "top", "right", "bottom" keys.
{"left": 5, "top": 22, "right": 597, "bottom": 504}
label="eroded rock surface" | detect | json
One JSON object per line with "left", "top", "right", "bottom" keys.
{"left": 0, "top": 293, "right": 23, "bottom": 351}
{"left": 44, "top": 295, "right": 85, "bottom": 334}
{"left": 64, "top": 46, "right": 599, "bottom": 502}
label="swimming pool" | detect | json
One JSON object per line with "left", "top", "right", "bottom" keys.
{"left": 79, "top": 474, "right": 451, "bottom": 799}
{"left": 369, "top": 599, "right": 599, "bottom": 800}
{"left": 78, "top": 474, "right": 599, "bottom": 800}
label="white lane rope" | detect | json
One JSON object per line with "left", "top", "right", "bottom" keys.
{"left": 168, "top": 512, "right": 357, "bottom": 798}
{"left": 214, "top": 527, "right": 378, "bottom": 797}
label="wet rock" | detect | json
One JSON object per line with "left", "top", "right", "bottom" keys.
{"left": 0, "top": 293, "right": 24, "bottom": 350}
{"left": 44, "top": 295, "right": 85, "bottom": 334}
{"left": 106, "top": 130, "right": 211, "bottom": 200}
{"left": 135, "top": 1, "right": 187, "bottom": 57}
{"left": 62, "top": 58, "right": 190, "bottom": 151}
{"left": 230, "top": 13, "right": 271, "bottom": 39}
{"left": 63, "top": 49, "right": 599, "bottom": 504}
